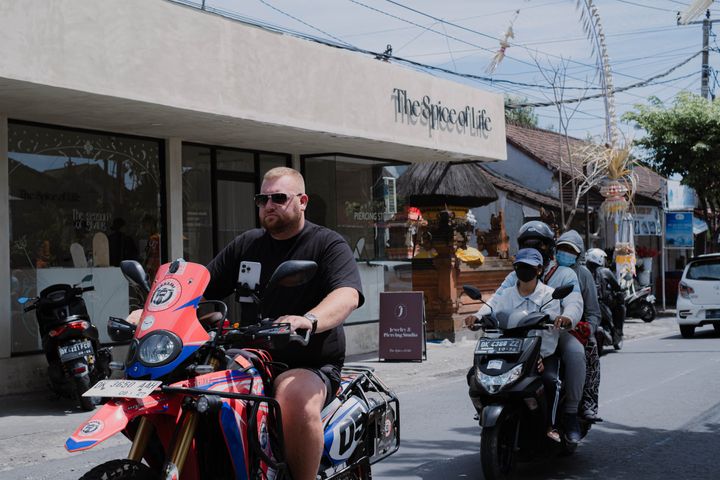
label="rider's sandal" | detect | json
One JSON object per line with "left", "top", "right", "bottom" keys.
{"left": 546, "top": 428, "right": 561, "bottom": 443}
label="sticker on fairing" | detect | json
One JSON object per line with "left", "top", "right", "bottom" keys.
{"left": 147, "top": 279, "right": 182, "bottom": 312}
{"left": 487, "top": 360, "right": 503, "bottom": 370}
{"left": 79, "top": 420, "right": 104, "bottom": 436}
{"left": 140, "top": 315, "right": 155, "bottom": 331}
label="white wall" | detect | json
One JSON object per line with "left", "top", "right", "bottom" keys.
{"left": 0, "top": 0, "right": 506, "bottom": 162}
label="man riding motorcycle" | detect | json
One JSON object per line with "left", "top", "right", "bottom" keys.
{"left": 466, "top": 221, "right": 586, "bottom": 444}
{"left": 556, "top": 230, "right": 603, "bottom": 422}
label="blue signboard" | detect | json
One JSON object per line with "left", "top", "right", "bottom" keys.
{"left": 665, "top": 212, "right": 693, "bottom": 249}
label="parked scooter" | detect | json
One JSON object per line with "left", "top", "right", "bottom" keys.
{"left": 625, "top": 275, "right": 656, "bottom": 322}
{"left": 19, "top": 275, "right": 111, "bottom": 410}
{"left": 463, "top": 284, "right": 590, "bottom": 480}
{"left": 66, "top": 259, "right": 399, "bottom": 480}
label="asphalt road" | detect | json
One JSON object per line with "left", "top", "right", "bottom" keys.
{"left": 3, "top": 316, "right": 719, "bottom": 479}
{"left": 373, "top": 320, "right": 720, "bottom": 480}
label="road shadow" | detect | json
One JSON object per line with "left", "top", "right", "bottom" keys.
{"left": 0, "top": 390, "right": 97, "bottom": 418}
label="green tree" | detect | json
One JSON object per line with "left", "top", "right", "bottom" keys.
{"left": 623, "top": 92, "right": 720, "bottom": 250}
{"left": 504, "top": 96, "right": 538, "bottom": 128}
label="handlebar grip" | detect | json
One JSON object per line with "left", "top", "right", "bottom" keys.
{"left": 290, "top": 329, "right": 311, "bottom": 347}
{"left": 23, "top": 304, "right": 37, "bottom": 313}
{"left": 82, "top": 286, "right": 95, "bottom": 293}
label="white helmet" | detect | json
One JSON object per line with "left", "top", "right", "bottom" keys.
{"left": 585, "top": 248, "right": 607, "bottom": 267}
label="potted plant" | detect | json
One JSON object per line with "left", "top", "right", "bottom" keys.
{"left": 635, "top": 245, "right": 659, "bottom": 286}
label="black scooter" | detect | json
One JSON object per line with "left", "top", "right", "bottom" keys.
{"left": 463, "top": 284, "right": 590, "bottom": 480}
{"left": 19, "top": 275, "right": 111, "bottom": 410}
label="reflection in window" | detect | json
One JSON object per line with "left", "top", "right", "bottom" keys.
{"left": 304, "top": 155, "right": 410, "bottom": 324}
{"left": 8, "top": 122, "right": 163, "bottom": 353}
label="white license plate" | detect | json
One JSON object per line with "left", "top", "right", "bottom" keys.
{"left": 58, "top": 340, "right": 94, "bottom": 362}
{"left": 82, "top": 379, "right": 162, "bottom": 398}
{"left": 476, "top": 338, "right": 523, "bottom": 355}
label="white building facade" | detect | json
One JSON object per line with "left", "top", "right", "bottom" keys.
{"left": 0, "top": 0, "right": 506, "bottom": 394}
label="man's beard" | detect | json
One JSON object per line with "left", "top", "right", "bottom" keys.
{"left": 261, "top": 212, "right": 301, "bottom": 236}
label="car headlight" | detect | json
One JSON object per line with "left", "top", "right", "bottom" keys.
{"left": 138, "top": 331, "right": 182, "bottom": 366}
{"left": 477, "top": 364, "right": 523, "bottom": 394}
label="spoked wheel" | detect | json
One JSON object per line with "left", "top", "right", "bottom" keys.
{"left": 79, "top": 460, "right": 156, "bottom": 480}
{"left": 480, "top": 412, "right": 518, "bottom": 480}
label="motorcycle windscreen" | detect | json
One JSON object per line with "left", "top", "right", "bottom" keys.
{"left": 127, "top": 261, "right": 211, "bottom": 379}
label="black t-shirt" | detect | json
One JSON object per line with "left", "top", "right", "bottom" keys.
{"left": 203, "top": 221, "right": 364, "bottom": 369}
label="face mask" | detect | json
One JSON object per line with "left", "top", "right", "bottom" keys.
{"left": 556, "top": 251, "right": 578, "bottom": 267}
{"left": 515, "top": 264, "right": 539, "bottom": 283}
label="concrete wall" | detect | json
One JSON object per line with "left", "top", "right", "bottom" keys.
{"left": 0, "top": 0, "right": 506, "bottom": 162}
{"left": 484, "top": 145, "right": 558, "bottom": 197}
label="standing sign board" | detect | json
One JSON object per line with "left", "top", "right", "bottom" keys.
{"left": 665, "top": 212, "right": 694, "bottom": 249}
{"left": 379, "top": 292, "right": 426, "bottom": 361}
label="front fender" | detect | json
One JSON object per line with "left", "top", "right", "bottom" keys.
{"left": 481, "top": 405, "right": 504, "bottom": 428}
{"left": 65, "top": 393, "right": 181, "bottom": 452}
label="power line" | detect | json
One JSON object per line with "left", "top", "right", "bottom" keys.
{"left": 509, "top": 51, "right": 702, "bottom": 108}
{"left": 614, "top": 0, "right": 677, "bottom": 12}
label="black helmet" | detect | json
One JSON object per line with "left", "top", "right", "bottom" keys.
{"left": 517, "top": 221, "right": 555, "bottom": 264}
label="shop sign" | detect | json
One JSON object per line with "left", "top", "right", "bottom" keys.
{"left": 392, "top": 88, "right": 493, "bottom": 137}
{"left": 665, "top": 212, "right": 694, "bottom": 249}
{"left": 633, "top": 206, "right": 661, "bottom": 236}
{"left": 379, "top": 292, "right": 425, "bottom": 361}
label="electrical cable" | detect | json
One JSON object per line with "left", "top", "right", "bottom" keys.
{"left": 509, "top": 51, "right": 702, "bottom": 108}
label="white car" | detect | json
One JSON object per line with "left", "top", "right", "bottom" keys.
{"left": 676, "top": 253, "right": 720, "bottom": 338}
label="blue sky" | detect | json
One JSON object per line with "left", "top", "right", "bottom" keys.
{"left": 197, "top": 0, "right": 719, "bottom": 143}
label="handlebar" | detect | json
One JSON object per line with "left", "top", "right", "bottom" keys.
{"left": 221, "top": 321, "right": 310, "bottom": 348}
{"left": 23, "top": 303, "right": 37, "bottom": 313}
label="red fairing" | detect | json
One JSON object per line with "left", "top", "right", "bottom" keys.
{"left": 136, "top": 262, "right": 211, "bottom": 347}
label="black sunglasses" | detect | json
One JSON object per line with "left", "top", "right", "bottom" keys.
{"left": 254, "top": 192, "right": 302, "bottom": 206}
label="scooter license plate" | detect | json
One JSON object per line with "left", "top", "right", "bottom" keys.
{"left": 476, "top": 338, "right": 522, "bottom": 355}
{"left": 82, "top": 379, "right": 162, "bottom": 398}
{"left": 58, "top": 340, "right": 94, "bottom": 362}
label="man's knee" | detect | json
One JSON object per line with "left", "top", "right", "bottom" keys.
{"left": 274, "top": 369, "right": 327, "bottom": 416}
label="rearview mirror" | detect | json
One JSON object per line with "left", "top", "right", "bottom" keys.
{"left": 552, "top": 285, "right": 573, "bottom": 300}
{"left": 17, "top": 297, "right": 30, "bottom": 305}
{"left": 120, "top": 260, "right": 151, "bottom": 294}
{"left": 266, "top": 261, "right": 318, "bottom": 292}
{"left": 462, "top": 284, "right": 483, "bottom": 301}
{"left": 81, "top": 274, "right": 93, "bottom": 283}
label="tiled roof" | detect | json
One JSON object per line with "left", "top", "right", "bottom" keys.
{"left": 506, "top": 124, "right": 665, "bottom": 202}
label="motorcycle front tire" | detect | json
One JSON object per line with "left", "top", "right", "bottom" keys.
{"left": 480, "top": 411, "right": 518, "bottom": 480}
{"left": 80, "top": 459, "right": 155, "bottom": 480}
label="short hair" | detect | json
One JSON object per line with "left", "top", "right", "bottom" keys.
{"left": 263, "top": 167, "right": 305, "bottom": 193}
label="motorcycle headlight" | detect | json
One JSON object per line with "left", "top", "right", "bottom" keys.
{"left": 477, "top": 364, "right": 523, "bottom": 394}
{"left": 138, "top": 331, "right": 182, "bottom": 366}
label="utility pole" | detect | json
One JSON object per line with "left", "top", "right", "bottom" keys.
{"left": 680, "top": 10, "right": 720, "bottom": 100}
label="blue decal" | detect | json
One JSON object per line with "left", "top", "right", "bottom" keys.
{"left": 220, "top": 403, "right": 249, "bottom": 480}
{"left": 65, "top": 438, "right": 97, "bottom": 451}
{"left": 126, "top": 345, "right": 200, "bottom": 380}
{"left": 173, "top": 296, "right": 202, "bottom": 312}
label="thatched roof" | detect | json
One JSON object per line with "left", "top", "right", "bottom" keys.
{"left": 397, "top": 162, "right": 498, "bottom": 208}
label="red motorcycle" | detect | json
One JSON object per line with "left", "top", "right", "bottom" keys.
{"left": 66, "top": 259, "right": 399, "bottom": 479}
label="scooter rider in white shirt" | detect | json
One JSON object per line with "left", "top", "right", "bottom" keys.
{"left": 465, "top": 222, "right": 586, "bottom": 445}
